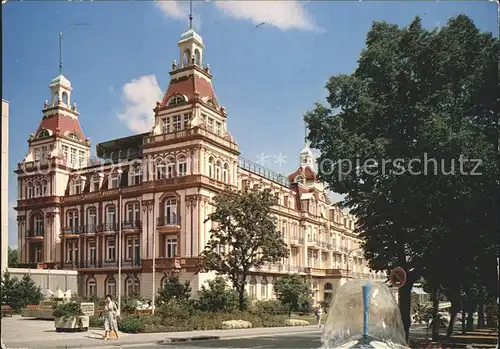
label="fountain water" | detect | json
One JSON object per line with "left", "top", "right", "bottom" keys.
{"left": 321, "top": 280, "right": 409, "bottom": 349}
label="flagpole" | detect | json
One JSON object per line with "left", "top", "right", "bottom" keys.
{"left": 152, "top": 199, "right": 156, "bottom": 314}
{"left": 118, "top": 192, "right": 122, "bottom": 315}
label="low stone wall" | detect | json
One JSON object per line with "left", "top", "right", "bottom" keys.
{"left": 21, "top": 309, "right": 54, "bottom": 320}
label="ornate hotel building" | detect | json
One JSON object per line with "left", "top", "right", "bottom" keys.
{"left": 14, "top": 26, "right": 384, "bottom": 304}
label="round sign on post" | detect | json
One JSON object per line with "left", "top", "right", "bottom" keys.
{"left": 390, "top": 267, "right": 407, "bottom": 288}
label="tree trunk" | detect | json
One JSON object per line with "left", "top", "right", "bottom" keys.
{"left": 446, "top": 292, "right": 461, "bottom": 337}
{"left": 431, "top": 286, "right": 440, "bottom": 341}
{"left": 238, "top": 287, "right": 246, "bottom": 311}
{"left": 398, "top": 280, "right": 413, "bottom": 343}
{"left": 477, "top": 300, "right": 485, "bottom": 329}
{"left": 466, "top": 310, "right": 474, "bottom": 331}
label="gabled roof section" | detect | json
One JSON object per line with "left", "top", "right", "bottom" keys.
{"left": 160, "top": 74, "right": 219, "bottom": 108}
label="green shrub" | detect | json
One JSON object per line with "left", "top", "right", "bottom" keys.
{"left": 250, "top": 300, "right": 287, "bottom": 315}
{"left": 89, "top": 315, "right": 103, "bottom": 328}
{"left": 118, "top": 315, "right": 162, "bottom": 333}
{"left": 156, "top": 275, "right": 191, "bottom": 306}
{"left": 121, "top": 296, "right": 144, "bottom": 315}
{"left": 196, "top": 277, "right": 239, "bottom": 312}
{"left": 53, "top": 302, "right": 84, "bottom": 320}
{"left": 156, "top": 299, "right": 196, "bottom": 321}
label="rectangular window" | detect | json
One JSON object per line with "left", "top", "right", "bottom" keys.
{"left": 173, "top": 115, "right": 182, "bottom": 131}
{"left": 41, "top": 146, "right": 47, "bottom": 159}
{"left": 131, "top": 168, "right": 142, "bottom": 185}
{"left": 109, "top": 173, "right": 120, "bottom": 189}
{"left": 166, "top": 237, "right": 178, "bottom": 258}
{"left": 183, "top": 113, "right": 191, "bottom": 129}
{"left": 215, "top": 122, "right": 222, "bottom": 136}
{"left": 92, "top": 176, "right": 100, "bottom": 192}
{"left": 261, "top": 284, "right": 267, "bottom": 299}
{"left": 126, "top": 202, "right": 140, "bottom": 223}
{"left": 106, "top": 206, "right": 116, "bottom": 223}
{"left": 126, "top": 238, "right": 133, "bottom": 260}
{"left": 106, "top": 239, "right": 115, "bottom": 261}
{"left": 67, "top": 211, "right": 79, "bottom": 230}
{"left": 72, "top": 180, "right": 81, "bottom": 195}
{"left": 70, "top": 148, "right": 77, "bottom": 166}
{"left": 78, "top": 150, "right": 85, "bottom": 168}
{"left": 62, "top": 145, "right": 69, "bottom": 160}
{"left": 89, "top": 242, "right": 96, "bottom": 266}
{"left": 34, "top": 148, "right": 40, "bottom": 161}
{"left": 207, "top": 118, "right": 214, "bottom": 132}
{"left": 162, "top": 117, "right": 170, "bottom": 133}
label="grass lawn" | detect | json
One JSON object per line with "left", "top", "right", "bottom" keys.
{"left": 290, "top": 313, "right": 321, "bottom": 324}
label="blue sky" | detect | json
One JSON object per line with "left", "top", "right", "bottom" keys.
{"left": 2, "top": 0, "right": 497, "bottom": 246}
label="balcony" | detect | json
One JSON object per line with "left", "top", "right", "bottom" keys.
{"left": 62, "top": 225, "right": 99, "bottom": 235}
{"left": 26, "top": 229, "right": 44, "bottom": 238}
{"left": 122, "top": 220, "right": 142, "bottom": 230}
{"left": 63, "top": 259, "right": 141, "bottom": 269}
{"left": 157, "top": 215, "right": 180, "bottom": 227}
{"left": 141, "top": 257, "right": 182, "bottom": 272}
{"left": 100, "top": 223, "right": 118, "bottom": 233}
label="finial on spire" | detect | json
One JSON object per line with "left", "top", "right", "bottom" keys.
{"left": 58, "top": 31, "right": 63, "bottom": 75}
{"left": 189, "top": 0, "right": 193, "bottom": 30}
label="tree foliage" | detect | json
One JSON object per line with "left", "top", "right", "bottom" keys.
{"left": 304, "top": 15, "right": 499, "bottom": 339}
{"left": 197, "top": 188, "right": 289, "bottom": 311}
{"left": 8, "top": 247, "right": 19, "bottom": 268}
{"left": 156, "top": 275, "right": 191, "bottom": 305}
{"left": 273, "top": 274, "right": 312, "bottom": 317}
{"left": 1, "top": 272, "right": 43, "bottom": 311}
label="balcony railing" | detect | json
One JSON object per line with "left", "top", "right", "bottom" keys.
{"left": 157, "top": 215, "right": 180, "bottom": 227}
{"left": 26, "top": 229, "right": 44, "bottom": 237}
{"left": 122, "top": 220, "right": 142, "bottom": 229}
{"left": 63, "top": 259, "right": 141, "bottom": 269}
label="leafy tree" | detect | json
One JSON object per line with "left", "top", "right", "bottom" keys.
{"left": 197, "top": 276, "right": 238, "bottom": 312}
{"left": 8, "top": 247, "right": 19, "bottom": 268}
{"left": 273, "top": 274, "right": 312, "bottom": 317}
{"left": 304, "top": 15, "right": 499, "bottom": 340}
{"left": 198, "top": 188, "right": 289, "bottom": 311}
{"left": 156, "top": 275, "right": 191, "bottom": 305}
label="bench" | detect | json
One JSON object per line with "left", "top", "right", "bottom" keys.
{"left": 1, "top": 305, "right": 13, "bottom": 317}
{"left": 26, "top": 304, "right": 40, "bottom": 310}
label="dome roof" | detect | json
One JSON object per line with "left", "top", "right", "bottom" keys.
{"left": 49, "top": 74, "right": 72, "bottom": 88}
{"left": 179, "top": 29, "right": 204, "bottom": 45}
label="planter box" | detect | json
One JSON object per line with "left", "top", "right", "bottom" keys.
{"left": 55, "top": 316, "right": 89, "bottom": 332}
{"left": 21, "top": 308, "right": 54, "bottom": 320}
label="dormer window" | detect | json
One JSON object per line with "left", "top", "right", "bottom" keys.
{"left": 71, "top": 178, "right": 82, "bottom": 195}
{"left": 91, "top": 175, "right": 101, "bottom": 192}
{"left": 37, "top": 129, "right": 51, "bottom": 138}
{"left": 131, "top": 166, "right": 142, "bottom": 185}
{"left": 68, "top": 133, "right": 79, "bottom": 141}
{"left": 295, "top": 175, "right": 305, "bottom": 184}
{"left": 109, "top": 171, "right": 121, "bottom": 189}
{"left": 168, "top": 95, "right": 186, "bottom": 106}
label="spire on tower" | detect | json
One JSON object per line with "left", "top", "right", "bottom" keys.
{"left": 189, "top": 0, "right": 193, "bottom": 30}
{"left": 59, "top": 31, "right": 63, "bottom": 75}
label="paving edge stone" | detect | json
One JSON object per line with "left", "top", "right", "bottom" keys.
{"left": 158, "top": 336, "right": 221, "bottom": 344}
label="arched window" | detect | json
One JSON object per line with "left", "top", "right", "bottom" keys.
{"left": 32, "top": 214, "right": 44, "bottom": 236}
{"left": 223, "top": 163, "right": 229, "bottom": 183}
{"left": 194, "top": 49, "right": 201, "bottom": 65}
{"left": 41, "top": 179, "right": 48, "bottom": 196}
{"left": 62, "top": 92, "right": 69, "bottom": 105}
{"left": 130, "top": 165, "right": 142, "bottom": 185}
{"left": 164, "top": 198, "right": 177, "bottom": 224}
{"left": 215, "top": 160, "right": 222, "bottom": 181}
{"left": 126, "top": 277, "right": 140, "bottom": 296}
{"left": 106, "top": 276, "right": 116, "bottom": 295}
{"left": 261, "top": 277, "right": 268, "bottom": 299}
{"left": 87, "top": 207, "right": 97, "bottom": 232}
{"left": 26, "top": 182, "right": 34, "bottom": 199}
{"left": 249, "top": 276, "right": 257, "bottom": 298}
{"left": 208, "top": 157, "right": 214, "bottom": 178}
{"left": 166, "top": 156, "right": 176, "bottom": 178}
{"left": 87, "top": 277, "right": 97, "bottom": 296}
{"left": 177, "top": 155, "right": 187, "bottom": 176}
{"left": 38, "top": 129, "right": 50, "bottom": 138}
{"left": 168, "top": 95, "right": 186, "bottom": 106}
{"left": 34, "top": 180, "right": 41, "bottom": 198}
{"left": 156, "top": 157, "right": 166, "bottom": 180}
{"left": 183, "top": 49, "right": 191, "bottom": 66}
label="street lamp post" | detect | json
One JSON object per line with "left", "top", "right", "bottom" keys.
{"left": 346, "top": 246, "right": 363, "bottom": 280}
{"left": 118, "top": 191, "right": 122, "bottom": 315}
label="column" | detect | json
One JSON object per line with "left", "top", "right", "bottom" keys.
{"left": 185, "top": 199, "right": 191, "bottom": 257}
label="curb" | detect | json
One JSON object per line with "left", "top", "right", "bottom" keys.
{"left": 158, "top": 336, "right": 221, "bottom": 344}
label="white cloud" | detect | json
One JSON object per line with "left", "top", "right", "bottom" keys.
{"left": 154, "top": 0, "right": 188, "bottom": 19}
{"left": 214, "top": 1, "right": 316, "bottom": 31}
{"left": 118, "top": 75, "right": 163, "bottom": 133}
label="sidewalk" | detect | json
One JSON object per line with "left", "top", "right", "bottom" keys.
{"left": 2, "top": 316, "right": 320, "bottom": 349}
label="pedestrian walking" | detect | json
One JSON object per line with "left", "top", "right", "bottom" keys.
{"left": 315, "top": 306, "right": 323, "bottom": 328}
{"left": 103, "top": 294, "right": 119, "bottom": 340}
